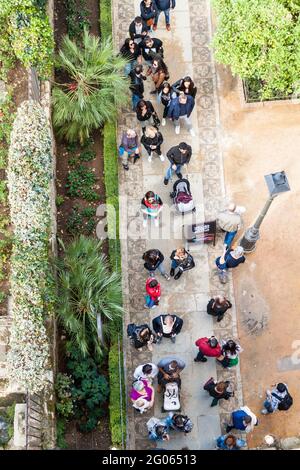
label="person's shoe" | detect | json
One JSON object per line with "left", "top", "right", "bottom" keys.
{"left": 177, "top": 172, "right": 183, "bottom": 179}
{"left": 159, "top": 154, "right": 165, "bottom": 162}
{"left": 154, "top": 218, "right": 159, "bottom": 227}
{"left": 171, "top": 335, "right": 176, "bottom": 344}
{"left": 200, "top": 357, "right": 208, "bottom": 362}
{"left": 166, "top": 24, "right": 171, "bottom": 31}
{"left": 194, "top": 358, "right": 200, "bottom": 362}
{"left": 175, "top": 125, "right": 180, "bottom": 135}
{"left": 148, "top": 153, "right": 153, "bottom": 162}
{"left": 156, "top": 335, "right": 162, "bottom": 344}
{"left": 164, "top": 177, "right": 169, "bottom": 185}
{"left": 143, "top": 219, "right": 147, "bottom": 228}
{"left": 174, "top": 270, "right": 183, "bottom": 280}
{"left": 189, "top": 128, "right": 196, "bottom": 137}
{"left": 122, "top": 164, "right": 129, "bottom": 171}
{"left": 153, "top": 24, "right": 157, "bottom": 31}
{"left": 170, "top": 268, "right": 175, "bottom": 277}
{"left": 226, "top": 425, "right": 233, "bottom": 433}
{"left": 150, "top": 304, "right": 157, "bottom": 309}
{"left": 163, "top": 273, "right": 170, "bottom": 281}
{"left": 133, "top": 155, "right": 140, "bottom": 164}
{"left": 150, "top": 90, "right": 157, "bottom": 95}
{"left": 162, "top": 118, "right": 166, "bottom": 126}
{"left": 261, "top": 409, "right": 268, "bottom": 415}
{"left": 144, "top": 304, "right": 150, "bottom": 309}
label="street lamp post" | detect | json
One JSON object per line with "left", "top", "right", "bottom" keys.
{"left": 239, "top": 171, "right": 290, "bottom": 253}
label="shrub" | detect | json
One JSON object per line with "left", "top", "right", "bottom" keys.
{"left": 66, "top": 342, "right": 109, "bottom": 433}
{"left": 7, "top": 101, "right": 53, "bottom": 393}
{"left": 213, "top": 0, "right": 300, "bottom": 99}
{"left": 56, "top": 236, "right": 124, "bottom": 359}
{"left": 65, "top": 0, "right": 90, "bottom": 39}
{"left": 52, "top": 29, "right": 129, "bottom": 143}
{"left": 66, "top": 165, "right": 98, "bottom": 201}
{"left": 55, "top": 373, "right": 74, "bottom": 419}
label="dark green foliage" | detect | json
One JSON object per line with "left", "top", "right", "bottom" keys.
{"left": 66, "top": 205, "right": 97, "bottom": 236}
{"left": 56, "top": 417, "right": 68, "bottom": 449}
{"left": 66, "top": 342, "right": 109, "bottom": 433}
{"left": 55, "top": 373, "right": 74, "bottom": 419}
{"left": 100, "top": 0, "right": 112, "bottom": 40}
{"left": 79, "top": 149, "right": 96, "bottom": 162}
{"left": 0, "top": 404, "right": 15, "bottom": 447}
{"left": 65, "top": 0, "right": 91, "bottom": 39}
{"left": 66, "top": 164, "right": 98, "bottom": 201}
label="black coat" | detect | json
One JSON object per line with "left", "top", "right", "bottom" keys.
{"left": 170, "top": 250, "right": 195, "bottom": 271}
{"left": 166, "top": 145, "right": 192, "bottom": 165}
{"left": 140, "top": 1, "right": 158, "bottom": 21}
{"left": 207, "top": 299, "right": 232, "bottom": 317}
{"left": 136, "top": 100, "right": 156, "bottom": 121}
{"left": 204, "top": 381, "right": 232, "bottom": 401}
{"left": 139, "top": 38, "right": 164, "bottom": 62}
{"left": 152, "top": 315, "right": 183, "bottom": 337}
{"left": 171, "top": 78, "right": 197, "bottom": 99}
{"left": 129, "top": 71, "right": 146, "bottom": 98}
{"left": 129, "top": 20, "right": 148, "bottom": 41}
{"left": 120, "top": 42, "right": 140, "bottom": 62}
{"left": 143, "top": 249, "right": 164, "bottom": 271}
{"left": 141, "top": 131, "right": 163, "bottom": 150}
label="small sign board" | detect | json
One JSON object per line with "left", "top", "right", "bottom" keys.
{"left": 183, "top": 220, "right": 216, "bottom": 245}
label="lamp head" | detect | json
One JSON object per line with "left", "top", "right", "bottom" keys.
{"left": 264, "top": 171, "right": 290, "bottom": 196}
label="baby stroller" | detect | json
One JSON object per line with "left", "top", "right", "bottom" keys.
{"left": 170, "top": 178, "right": 196, "bottom": 215}
{"left": 162, "top": 382, "right": 181, "bottom": 412}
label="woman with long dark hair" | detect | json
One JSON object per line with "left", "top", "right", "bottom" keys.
{"left": 135, "top": 99, "right": 160, "bottom": 131}
{"left": 141, "top": 190, "right": 163, "bottom": 227}
{"left": 120, "top": 38, "right": 141, "bottom": 75}
{"left": 158, "top": 81, "right": 172, "bottom": 126}
{"left": 217, "top": 339, "right": 243, "bottom": 368}
{"left": 147, "top": 55, "right": 169, "bottom": 94}
{"left": 172, "top": 76, "right": 197, "bottom": 99}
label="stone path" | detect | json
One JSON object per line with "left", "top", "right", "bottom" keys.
{"left": 113, "top": 0, "right": 244, "bottom": 450}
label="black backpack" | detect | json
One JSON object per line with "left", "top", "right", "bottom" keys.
{"left": 272, "top": 392, "right": 293, "bottom": 411}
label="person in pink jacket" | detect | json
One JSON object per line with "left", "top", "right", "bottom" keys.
{"left": 144, "top": 277, "right": 161, "bottom": 308}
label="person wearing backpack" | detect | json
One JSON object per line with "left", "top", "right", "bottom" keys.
{"left": 261, "top": 383, "right": 293, "bottom": 414}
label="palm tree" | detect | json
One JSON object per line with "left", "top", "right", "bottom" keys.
{"left": 52, "top": 29, "right": 130, "bottom": 143}
{"left": 57, "top": 236, "right": 124, "bottom": 358}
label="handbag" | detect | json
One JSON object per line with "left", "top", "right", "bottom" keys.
{"left": 152, "top": 113, "right": 161, "bottom": 129}
{"left": 146, "top": 18, "right": 154, "bottom": 27}
{"left": 203, "top": 377, "right": 215, "bottom": 390}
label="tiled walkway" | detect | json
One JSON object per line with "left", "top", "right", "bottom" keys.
{"left": 113, "top": 0, "right": 243, "bottom": 449}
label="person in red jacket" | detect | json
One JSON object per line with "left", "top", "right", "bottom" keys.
{"left": 145, "top": 277, "right": 161, "bottom": 308}
{"left": 194, "top": 336, "right": 221, "bottom": 362}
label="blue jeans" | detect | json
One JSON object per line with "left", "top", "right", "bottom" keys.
{"left": 165, "top": 164, "right": 182, "bottom": 181}
{"left": 132, "top": 94, "right": 141, "bottom": 111}
{"left": 148, "top": 262, "right": 166, "bottom": 277}
{"left": 263, "top": 400, "right": 274, "bottom": 413}
{"left": 224, "top": 230, "right": 237, "bottom": 248}
{"left": 155, "top": 8, "right": 170, "bottom": 26}
{"left": 145, "top": 296, "right": 156, "bottom": 308}
{"left": 124, "top": 60, "right": 136, "bottom": 76}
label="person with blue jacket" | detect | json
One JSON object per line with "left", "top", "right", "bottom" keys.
{"left": 216, "top": 434, "right": 246, "bottom": 450}
{"left": 167, "top": 92, "right": 195, "bottom": 136}
{"left": 226, "top": 406, "right": 258, "bottom": 433}
{"left": 153, "top": 0, "right": 176, "bottom": 31}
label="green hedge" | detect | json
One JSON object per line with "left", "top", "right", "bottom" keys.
{"left": 100, "top": 0, "right": 125, "bottom": 448}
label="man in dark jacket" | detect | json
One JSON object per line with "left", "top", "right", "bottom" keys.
{"left": 152, "top": 314, "right": 183, "bottom": 344}
{"left": 164, "top": 142, "right": 192, "bottom": 185}
{"left": 153, "top": 0, "right": 176, "bottom": 31}
{"left": 139, "top": 36, "right": 164, "bottom": 64}
{"left": 129, "top": 65, "right": 147, "bottom": 110}
{"left": 194, "top": 336, "right": 221, "bottom": 362}
{"left": 167, "top": 92, "right": 195, "bottom": 136}
{"left": 142, "top": 249, "right": 170, "bottom": 280}
{"left": 129, "top": 16, "right": 148, "bottom": 44}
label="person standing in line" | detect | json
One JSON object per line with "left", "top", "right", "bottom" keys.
{"left": 129, "top": 64, "right": 147, "bottom": 110}
{"left": 158, "top": 82, "right": 172, "bottom": 126}
{"left": 153, "top": 0, "right": 176, "bottom": 32}
{"left": 134, "top": 363, "right": 158, "bottom": 383}
{"left": 203, "top": 377, "right": 233, "bottom": 407}
{"left": 139, "top": 36, "right": 164, "bottom": 66}
{"left": 119, "top": 38, "right": 141, "bottom": 75}
{"left": 141, "top": 126, "right": 165, "bottom": 162}
{"left": 129, "top": 16, "right": 148, "bottom": 44}
{"left": 152, "top": 314, "right": 183, "bottom": 344}
{"left": 194, "top": 335, "right": 222, "bottom": 362}
{"left": 142, "top": 248, "right": 170, "bottom": 280}
{"left": 141, "top": 190, "right": 163, "bottom": 228}
{"left": 217, "top": 339, "right": 243, "bottom": 368}
{"left": 171, "top": 76, "right": 198, "bottom": 99}
{"left": 216, "top": 434, "right": 246, "bottom": 450}
{"left": 140, "top": 0, "right": 158, "bottom": 31}
{"left": 144, "top": 277, "right": 161, "bottom": 309}
{"left": 147, "top": 55, "right": 169, "bottom": 95}
{"left": 217, "top": 203, "right": 245, "bottom": 248}
{"left": 226, "top": 406, "right": 258, "bottom": 433}
{"left": 135, "top": 99, "right": 160, "bottom": 132}
{"left": 118, "top": 129, "right": 140, "bottom": 171}
{"left": 170, "top": 247, "right": 195, "bottom": 280}
{"left": 215, "top": 245, "right": 245, "bottom": 276}
{"left": 206, "top": 295, "right": 232, "bottom": 322}
{"left": 261, "top": 383, "right": 293, "bottom": 414}
{"left": 167, "top": 91, "right": 195, "bottom": 136}
{"left": 163, "top": 142, "right": 192, "bottom": 185}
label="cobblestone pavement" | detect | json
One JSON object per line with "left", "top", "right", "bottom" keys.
{"left": 112, "top": 0, "right": 244, "bottom": 450}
